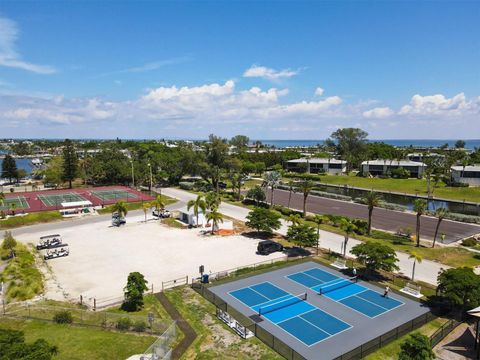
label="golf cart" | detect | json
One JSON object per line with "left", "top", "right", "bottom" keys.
{"left": 153, "top": 208, "right": 171, "bottom": 218}
{"left": 36, "top": 234, "right": 65, "bottom": 250}
{"left": 44, "top": 246, "right": 69, "bottom": 260}
{"left": 112, "top": 212, "right": 126, "bottom": 226}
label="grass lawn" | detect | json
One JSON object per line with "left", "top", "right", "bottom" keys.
{"left": 305, "top": 221, "right": 480, "bottom": 268}
{"left": 312, "top": 173, "right": 480, "bottom": 203}
{"left": 0, "top": 317, "right": 157, "bottom": 360}
{"left": 97, "top": 194, "right": 177, "bottom": 215}
{"left": 164, "top": 286, "right": 283, "bottom": 360}
{"left": 107, "top": 294, "right": 171, "bottom": 320}
{"left": 365, "top": 317, "right": 448, "bottom": 360}
{"left": 0, "top": 211, "right": 63, "bottom": 229}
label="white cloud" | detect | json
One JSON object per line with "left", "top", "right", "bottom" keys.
{"left": 243, "top": 65, "right": 300, "bottom": 80}
{"left": 363, "top": 107, "right": 394, "bottom": 119}
{"left": 0, "top": 16, "right": 56, "bottom": 74}
{"left": 314, "top": 87, "right": 324, "bottom": 96}
{"left": 97, "top": 56, "right": 191, "bottom": 77}
{"left": 398, "top": 93, "right": 479, "bottom": 116}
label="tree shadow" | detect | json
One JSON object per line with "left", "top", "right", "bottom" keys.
{"left": 241, "top": 231, "right": 274, "bottom": 240}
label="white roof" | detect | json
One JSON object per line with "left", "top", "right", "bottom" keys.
{"left": 451, "top": 165, "right": 480, "bottom": 171}
{"left": 178, "top": 206, "right": 205, "bottom": 215}
{"left": 361, "top": 159, "right": 426, "bottom": 167}
{"left": 287, "top": 158, "right": 346, "bottom": 164}
{"left": 61, "top": 200, "right": 93, "bottom": 208}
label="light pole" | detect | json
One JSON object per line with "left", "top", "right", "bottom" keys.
{"left": 130, "top": 160, "right": 135, "bottom": 188}
{"left": 147, "top": 163, "right": 153, "bottom": 192}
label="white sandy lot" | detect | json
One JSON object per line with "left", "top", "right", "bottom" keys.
{"left": 15, "top": 213, "right": 282, "bottom": 302}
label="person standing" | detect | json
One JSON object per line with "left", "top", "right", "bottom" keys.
{"left": 383, "top": 286, "right": 390, "bottom": 298}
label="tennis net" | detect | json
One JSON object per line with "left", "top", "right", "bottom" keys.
{"left": 258, "top": 293, "right": 307, "bottom": 315}
{"left": 318, "top": 277, "right": 358, "bottom": 295}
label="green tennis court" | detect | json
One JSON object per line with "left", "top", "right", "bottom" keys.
{"left": 38, "top": 193, "right": 87, "bottom": 207}
{"left": 0, "top": 196, "right": 29, "bottom": 210}
{"left": 91, "top": 189, "right": 139, "bottom": 201}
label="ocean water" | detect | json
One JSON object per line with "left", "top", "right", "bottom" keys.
{"left": 255, "top": 139, "right": 480, "bottom": 150}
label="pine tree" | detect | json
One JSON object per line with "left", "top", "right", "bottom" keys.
{"left": 1, "top": 154, "right": 18, "bottom": 183}
{"left": 62, "top": 139, "right": 78, "bottom": 189}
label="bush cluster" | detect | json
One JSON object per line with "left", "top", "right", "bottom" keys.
{"left": 462, "top": 238, "right": 478, "bottom": 247}
{"left": 53, "top": 310, "right": 73, "bottom": 324}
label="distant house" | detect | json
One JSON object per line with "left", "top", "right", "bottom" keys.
{"left": 407, "top": 153, "right": 445, "bottom": 162}
{"left": 361, "top": 160, "right": 426, "bottom": 178}
{"left": 451, "top": 165, "right": 480, "bottom": 186}
{"left": 285, "top": 158, "right": 347, "bottom": 175}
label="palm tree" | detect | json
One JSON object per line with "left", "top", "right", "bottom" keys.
{"left": 0, "top": 192, "right": 4, "bottom": 207}
{"left": 111, "top": 201, "right": 128, "bottom": 218}
{"left": 340, "top": 218, "right": 357, "bottom": 258}
{"left": 287, "top": 213, "right": 302, "bottom": 226}
{"left": 153, "top": 195, "right": 165, "bottom": 212}
{"left": 287, "top": 180, "right": 296, "bottom": 208}
{"left": 363, "top": 191, "right": 382, "bottom": 235}
{"left": 187, "top": 195, "right": 207, "bottom": 227}
{"left": 205, "top": 191, "right": 221, "bottom": 211}
{"left": 298, "top": 180, "right": 314, "bottom": 218}
{"left": 408, "top": 251, "right": 423, "bottom": 281}
{"left": 142, "top": 202, "right": 152, "bottom": 223}
{"left": 312, "top": 214, "right": 327, "bottom": 255}
{"left": 263, "top": 171, "right": 281, "bottom": 207}
{"left": 413, "top": 199, "right": 427, "bottom": 247}
{"left": 206, "top": 209, "right": 224, "bottom": 234}
{"left": 432, "top": 207, "right": 448, "bottom": 248}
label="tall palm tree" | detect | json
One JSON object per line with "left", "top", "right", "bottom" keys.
{"left": 187, "top": 195, "right": 207, "bottom": 227}
{"left": 408, "top": 251, "right": 423, "bottom": 281}
{"left": 111, "top": 201, "right": 128, "bottom": 218}
{"left": 363, "top": 191, "right": 382, "bottom": 235}
{"left": 206, "top": 209, "right": 224, "bottom": 234}
{"left": 263, "top": 171, "right": 281, "bottom": 207}
{"left": 413, "top": 199, "right": 427, "bottom": 247}
{"left": 153, "top": 195, "right": 165, "bottom": 212}
{"left": 287, "top": 213, "right": 302, "bottom": 226}
{"left": 312, "top": 214, "right": 327, "bottom": 255}
{"left": 298, "top": 180, "right": 314, "bottom": 218}
{"left": 287, "top": 180, "right": 296, "bottom": 209}
{"left": 142, "top": 202, "right": 152, "bottom": 223}
{"left": 432, "top": 207, "right": 448, "bottom": 248}
{"left": 340, "top": 218, "right": 357, "bottom": 258}
{"left": 205, "top": 191, "right": 221, "bottom": 211}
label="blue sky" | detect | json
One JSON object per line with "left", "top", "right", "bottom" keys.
{"left": 0, "top": 1, "right": 479, "bottom": 139}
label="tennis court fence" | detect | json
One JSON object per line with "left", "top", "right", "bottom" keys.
{"left": 192, "top": 277, "right": 438, "bottom": 360}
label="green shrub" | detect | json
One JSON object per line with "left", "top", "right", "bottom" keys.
{"left": 390, "top": 167, "right": 410, "bottom": 179}
{"left": 133, "top": 320, "right": 147, "bottom": 332}
{"left": 178, "top": 182, "right": 194, "bottom": 190}
{"left": 0, "top": 211, "right": 62, "bottom": 229}
{"left": 444, "top": 212, "right": 480, "bottom": 224}
{"left": 116, "top": 317, "right": 132, "bottom": 331}
{"left": 462, "top": 238, "right": 478, "bottom": 247}
{"left": 351, "top": 219, "right": 368, "bottom": 235}
{"left": 53, "top": 310, "right": 73, "bottom": 324}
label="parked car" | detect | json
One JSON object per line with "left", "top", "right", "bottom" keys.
{"left": 112, "top": 212, "right": 126, "bottom": 226}
{"left": 257, "top": 240, "right": 283, "bottom": 255}
{"left": 153, "top": 209, "right": 171, "bottom": 218}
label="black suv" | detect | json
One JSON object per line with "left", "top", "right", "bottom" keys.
{"left": 257, "top": 240, "right": 283, "bottom": 255}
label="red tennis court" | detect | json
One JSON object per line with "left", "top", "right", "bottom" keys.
{"left": 2, "top": 186, "right": 155, "bottom": 213}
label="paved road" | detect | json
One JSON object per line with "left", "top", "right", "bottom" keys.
{"left": 163, "top": 188, "right": 447, "bottom": 285}
{"left": 268, "top": 188, "right": 480, "bottom": 243}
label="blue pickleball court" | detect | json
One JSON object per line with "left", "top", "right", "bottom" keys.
{"left": 229, "top": 281, "right": 351, "bottom": 346}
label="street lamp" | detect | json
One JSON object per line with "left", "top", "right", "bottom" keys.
{"left": 130, "top": 160, "right": 135, "bottom": 188}
{"left": 147, "top": 163, "right": 153, "bottom": 192}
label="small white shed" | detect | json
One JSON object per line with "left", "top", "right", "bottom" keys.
{"left": 178, "top": 206, "right": 206, "bottom": 227}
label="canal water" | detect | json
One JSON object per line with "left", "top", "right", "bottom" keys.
{"left": 314, "top": 183, "right": 480, "bottom": 216}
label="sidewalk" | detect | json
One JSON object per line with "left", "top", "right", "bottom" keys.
{"left": 162, "top": 187, "right": 448, "bottom": 285}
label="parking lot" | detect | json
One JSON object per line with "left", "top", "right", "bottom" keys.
{"left": 15, "top": 212, "right": 283, "bottom": 302}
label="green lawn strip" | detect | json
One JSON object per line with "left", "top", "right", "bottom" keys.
{"left": 294, "top": 173, "right": 480, "bottom": 203}
{"left": 97, "top": 194, "right": 177, "bottom": 214}
{"left": 0, "top": 211, "right": 63, "bottom": 230}
{"left": 106, "top": 294, "right": 171, "bottom": 321}
{"left": 0, "top": 317, "right": 157, "bottom": 360}
{"left": 0, "top": 243, "right": 44, "bottom": 301}
{"left": 364, "top": 317, "right": 449, "bottom": 360}
{"left": 301, "top": 220, "right": 480, "bottom": 268}
{"left": 164, "top": 286, "right": 283, "bottom": 360}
